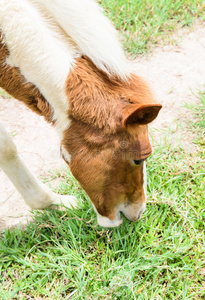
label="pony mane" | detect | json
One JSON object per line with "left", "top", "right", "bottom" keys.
{"left": 31, "top": 0, "right": 131, "bottom": 80}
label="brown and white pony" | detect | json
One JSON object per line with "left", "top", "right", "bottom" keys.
{"left": 0, "top": 0, "right": 162, "bottom": 227}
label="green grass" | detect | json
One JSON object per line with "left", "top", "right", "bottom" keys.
{"left": 185, "top": 91, "right": 205, "bottom": 150}
{"left": 0, "top": 93, "right": 204, "bottom": 299}
{"left": 0, "top": 88, "right": 11, "bottom": 99}
{"left": 99, "top": 0, "right": 205, "bottom": 55}
{"left": 0, "top": 2, "right": 205, "bottom": 298}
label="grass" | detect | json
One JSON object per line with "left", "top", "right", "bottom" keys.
{"left": 99, "top": 0, "right": 205, "bottom": 55}
{"left": 1, "top": 1, "right": 205, "bottom": 298}
{"left": 0, "top": 88, "right": 11, "bottom": 99}
{"left": 0, "top": 93, "right": 204, "bottom": 299}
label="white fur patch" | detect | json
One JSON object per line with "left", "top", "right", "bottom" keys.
{"left": 97, "top": 213, "right": 123, "bottom": 228}
{"left": 0, "top": 0, "right": 80, "bottom": 136}
{"left": 31, "top": 0, "right": 131, "bottom": 79}
{"left": 61, "top": 145, "right": 71, "bottom": 164}
{"left": 91, "top": 203, "right": 122, "bottom": 227}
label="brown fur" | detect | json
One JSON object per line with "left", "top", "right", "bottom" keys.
{"left": 63, "top": 56, "right": 162, "bottom": 219}
{"left": 0, "top": 32, "right": 53, "bottom": 123}
{"left": 66, "top": 56, "right": 161, "bottom": 134}
{"left": 63, "top": 120, "right": 146, "bottom": 218}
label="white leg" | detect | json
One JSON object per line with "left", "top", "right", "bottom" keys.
{"left": 0, "top": 122, "right": 77, "bottom": 210}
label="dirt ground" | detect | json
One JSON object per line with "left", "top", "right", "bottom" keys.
{"left": 0, "top": 23, "right": 205, "bottom": 231}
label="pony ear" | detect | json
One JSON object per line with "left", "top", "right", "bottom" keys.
{"left": 123, "top": 103, "right": 162, "bottom": 127}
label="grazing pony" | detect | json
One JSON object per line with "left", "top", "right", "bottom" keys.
{"left": 0, "top": 0, "right": 162, "bottom": 227}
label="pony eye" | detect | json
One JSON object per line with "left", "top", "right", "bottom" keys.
{"left": 133, "top": 159, "right": 144, "bottom": 166}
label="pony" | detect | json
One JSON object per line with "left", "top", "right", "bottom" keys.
{"left": 0, "top": 0, "right": 162, "bottom": 227}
